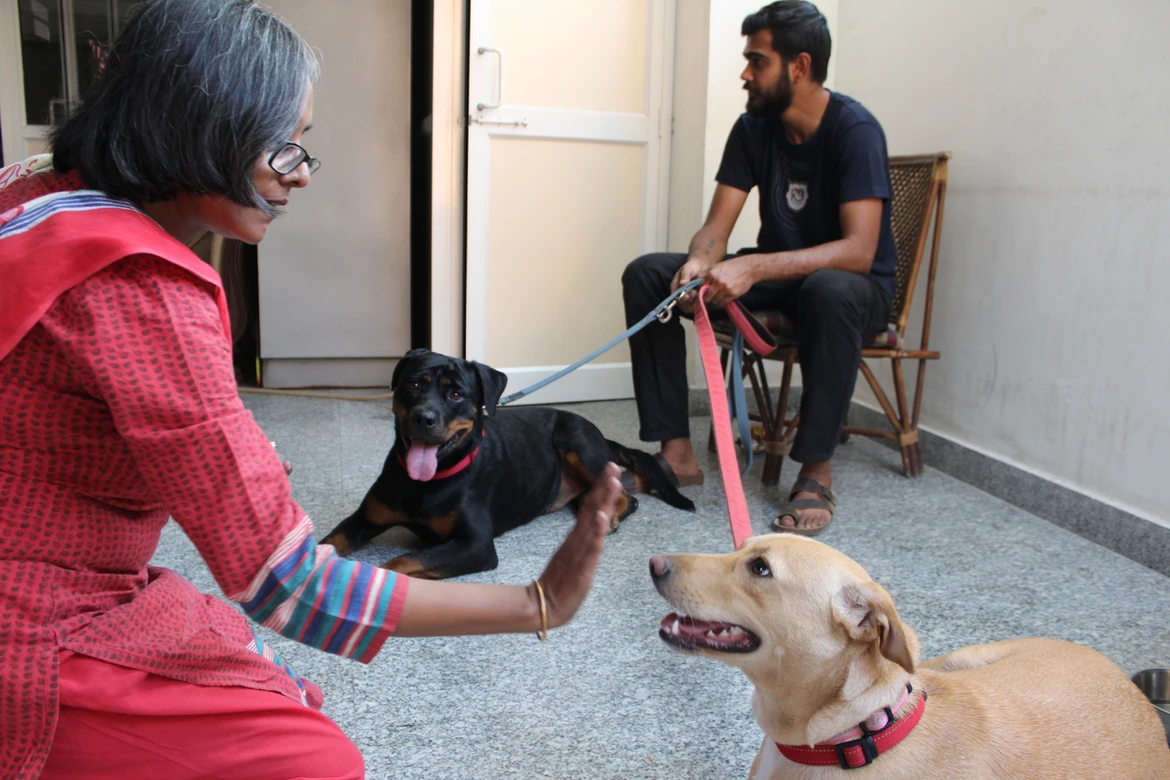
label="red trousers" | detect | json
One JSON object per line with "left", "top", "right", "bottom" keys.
{"left": 41, "top": 652, "right": 364, "bottom": 779}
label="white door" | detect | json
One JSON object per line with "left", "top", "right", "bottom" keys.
{"left": 465, "top": 0, "right": 674, "bottom": 404}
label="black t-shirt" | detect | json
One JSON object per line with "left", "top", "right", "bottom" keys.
{"left": 715, "top": 92, "right": 896, "bottom": 297}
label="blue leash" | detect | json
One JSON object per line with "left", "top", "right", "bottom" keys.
{"left": 498, "top": 277, "right": 755, "bottom": 475}
{"left": 728, "top": 330, "right": 754, "bottom": 475}
{"left": 498, "top": 278, "right": 704, "bottom": 406}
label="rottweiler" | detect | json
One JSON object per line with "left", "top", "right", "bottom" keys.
{"left": 322, "top": 348, "right": 695, "bottom": 579}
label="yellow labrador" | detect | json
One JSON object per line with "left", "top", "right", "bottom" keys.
{"left": 650, "top": 534, "right": 1170, "bottom": 779}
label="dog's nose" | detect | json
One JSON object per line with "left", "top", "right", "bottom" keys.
{"left": 412, "top": 408, "right": 439, "bottom": 428}
{"left": 649, "top": 555, "right": 670, "bottom": 581}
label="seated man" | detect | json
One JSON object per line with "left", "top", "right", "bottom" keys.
{"left": 622, "top": 0, "right": 895, "bottom": 536}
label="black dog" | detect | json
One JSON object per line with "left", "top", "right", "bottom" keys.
{"left": 322, "top": 349, "right": 695, "bottom": 579}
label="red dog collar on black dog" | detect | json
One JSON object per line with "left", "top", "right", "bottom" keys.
{"left": 396, "top": 431, "right": 484, "bottom": 481}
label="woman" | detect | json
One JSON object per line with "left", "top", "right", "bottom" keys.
{"left": 0, "top": 2, "right": 621, "bottom": 778}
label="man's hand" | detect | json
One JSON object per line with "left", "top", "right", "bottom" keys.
{"left": 672, "top": 185, "right": 749, "bottom": 311}
{"left": 702, "top": 255, "right": 759, "bottom": 308}
{"left": 671, "top": 257, "right": 715, "bottom": 312}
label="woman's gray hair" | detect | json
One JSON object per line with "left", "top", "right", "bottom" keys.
{"left": 51, "top": 0, "right": 319, "bottom": 216}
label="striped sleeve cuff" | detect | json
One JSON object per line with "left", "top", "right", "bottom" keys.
{"left": 230, "top": 516, "right": 411, "bottom": 663}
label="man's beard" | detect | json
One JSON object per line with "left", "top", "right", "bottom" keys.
{"left": 744, "top": 70, "right": 793, "bottom": 117}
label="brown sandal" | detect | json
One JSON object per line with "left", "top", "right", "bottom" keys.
{"left": 771, "top": 477, "right": 836, "bottom": 537}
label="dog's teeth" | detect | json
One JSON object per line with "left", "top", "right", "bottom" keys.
{"left": 706, "top": 630, "right": 716, "bottom": 637}
{"left": 718, "top": 629, "right": 730, "bottom": 637}
{"left": 671, "top": 619, "right": 680, "bottom": 635}
{"left": 729, "top": 626, "right": 744, "bottom": 636}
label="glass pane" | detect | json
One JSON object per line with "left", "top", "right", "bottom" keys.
{"left": 71, "top": 0, "right": 113, "bottom": 98}
{"left": 18, "top": 0, "right": 136, "bottom": 127}
{"left": 19, "top": 0, "right": 65, "bottom": 126}
{"left": 112, "top": 0, "right": 137, "bottom": 35}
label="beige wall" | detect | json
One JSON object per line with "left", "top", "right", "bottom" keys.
{"left": 259, "top": 0, "right": 412, "bottom": 382}
{"left": 836, "top": 0, "right": 1170, "bottom": 524}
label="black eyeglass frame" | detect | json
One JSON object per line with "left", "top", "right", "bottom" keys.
{"left": 267, "top": 142, "right": 321, "bottom": 176}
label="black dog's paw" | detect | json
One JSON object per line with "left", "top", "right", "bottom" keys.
{"left": 604, "top": 439, "right": 696, "bottom": 512}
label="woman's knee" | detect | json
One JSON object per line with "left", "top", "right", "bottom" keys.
{"left": 285, "top": 712, "right": 366, "bottom": 780}
{"left": 314, "top": 734, "right": 365, "bottom": 780}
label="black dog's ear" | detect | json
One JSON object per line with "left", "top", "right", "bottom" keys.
{"left": 470, "top": 361, "right": 508, "bottom": 416}
{"left": 391, "top": 348, "right": 431, "bottom": 390}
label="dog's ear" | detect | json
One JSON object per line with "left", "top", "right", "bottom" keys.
{"left": 833, "top": 581, "right": 916, "bottom": 674}
{"left": 469, "top": 361, "right": 508, "bottom": 416}
{"left": 391, "top": 349, "right": 431, "bottom": 390}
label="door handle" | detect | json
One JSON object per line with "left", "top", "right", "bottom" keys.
{"left": 476, "top": 46, "right": 503, "bottom": 111}
{"left": 469, "top": 116, "right": 528, "bottom": 127}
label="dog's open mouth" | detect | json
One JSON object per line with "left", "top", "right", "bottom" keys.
{"left": 403, "top": 433, "right": 462, "bottom": 481}
{"left": 659, "top": 612, "right": 760, "bottom": 653}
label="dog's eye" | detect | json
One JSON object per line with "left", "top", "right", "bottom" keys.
{"left": 449, "top": 390, "right": 463, "bottom": 401}
{"left": 748, "top": 556, "right": 772, "bottom": 578}
{"left": 408, "top": 381, "right": 420, "bottom": 391}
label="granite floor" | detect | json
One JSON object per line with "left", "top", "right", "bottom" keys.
{"left": 149, "top": 395, "right": 1170, "bottom": 779}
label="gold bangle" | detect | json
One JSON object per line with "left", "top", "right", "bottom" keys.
{"left": 532, "top": 579, "right": 548, "bottom": 642}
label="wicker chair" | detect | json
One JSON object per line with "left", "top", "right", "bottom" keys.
{"left": 711, "top": 152, "right": 951, "bottom": 483}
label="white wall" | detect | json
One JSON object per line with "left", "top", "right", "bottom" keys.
{"left": 259, "top": 0, "right": 412, "bottom": 386}
{"left": 835, "top": 0, "right": 1170, "bottom": 525}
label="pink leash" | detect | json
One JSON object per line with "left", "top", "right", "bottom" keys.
{"left": 692, "top": 284, "right": 777, "bottom": 548}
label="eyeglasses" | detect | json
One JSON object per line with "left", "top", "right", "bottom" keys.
{"left": 268, "top": 142, "right": 321, "bottom": 176}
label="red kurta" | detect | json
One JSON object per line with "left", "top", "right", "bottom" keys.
{"left": 0, "top": 162, "right": 408, "bottom": 779}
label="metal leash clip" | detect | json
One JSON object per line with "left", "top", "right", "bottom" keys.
{"left": 656, "top": 279, "right": 704, "bottom": 325}
{"left": 657, "top": 297, "right": 680, "bottom": 324}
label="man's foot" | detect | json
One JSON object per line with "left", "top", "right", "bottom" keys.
{"left": 658, "top": 437, "right": 704, "bottom": 487}
{"left": 772, "top": 462, "right": 835, "bottom": 535}
{"left": 634, "top": 437, "right": 704, "bottom": 491}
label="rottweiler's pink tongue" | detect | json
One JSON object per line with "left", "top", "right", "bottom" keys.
{"left": 406, "top": 440, "right": 440, "bottom": 481}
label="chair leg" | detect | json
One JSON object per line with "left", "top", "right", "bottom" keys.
{"left": 761, "top": 357, "right": 795, "bottom": 487}
{"left": 891, "top": 359, "right": 921, "bottom": 478}
{"left": 745, "top": 354, "right": 773, "bottom": 434}
{"left": 906, "top": 357, "right": 929, "bottom": 477}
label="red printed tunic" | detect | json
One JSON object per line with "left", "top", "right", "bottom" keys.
{"left": 0, "top": 163, "right": 410, "bottom": 779}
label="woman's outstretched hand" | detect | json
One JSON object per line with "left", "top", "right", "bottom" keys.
{"left": 391, "top": 462, "right": 624, "bottom": 638}
{"left": 536, "top": 462, "right": 623, "bottom": 629}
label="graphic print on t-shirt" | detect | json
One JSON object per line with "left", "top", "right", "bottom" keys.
{"left": 786, "top": 181, "right": 809, "bottom": 213}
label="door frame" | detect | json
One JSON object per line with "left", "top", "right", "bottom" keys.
{"left": 457, "top": 0, "right": 675, "bottom": 396}
{"left": 0, "top": 0, "right": 34, "bottom": 166}
{"left": 429, "top": 0, "right": 469, "bottom": 357}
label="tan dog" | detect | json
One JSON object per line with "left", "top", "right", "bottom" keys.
{"left": 650, "top": 534, "right": 1170, "bottom": 779}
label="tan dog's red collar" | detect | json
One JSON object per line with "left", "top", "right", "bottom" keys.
{"left": 775, "top": 684, "right": 927, "bottom": 770}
